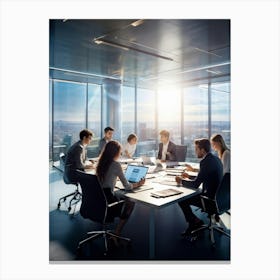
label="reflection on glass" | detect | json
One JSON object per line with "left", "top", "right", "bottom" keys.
{"left": 184, "top": 85, "right": 208, "bottom": 162}
{"left": 137, "top": 88, "right": 156, "bottom": 156}
{"left": 121, "top": 86, "right": 135, "bottom": 145}
{"left": 211, "top": 82, "right": 231, "bottom": 148}
{"left": 87, "top": 83, "right": 102, "bottom": 157}
{"left": 53, "top": 80, "right": 86, "bottom": 161}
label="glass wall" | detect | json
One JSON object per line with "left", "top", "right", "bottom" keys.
{"left": 87, "top": 83, "right": 102, "bottom": 157}
{"left": 50, "top": 78, "right": 231, "bottom": 163}
{"left": 121, "top": 86, "right": 135, "bottom": 145}
{"left": 53, "top": 80, "right": 87, "bottom": 161}
{"left": 184, "top": 85, "right": 209, "bottom": 162}
{"left": 137, "top": 88, "right": 157, "bottom": 156}
{"left": 211, "top": 82, "right": 231, "bottom": 148}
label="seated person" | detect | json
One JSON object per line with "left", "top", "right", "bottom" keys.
{"left": 123, "top": 133, "right": 138, "bottom": 159}
{"left": 176, "top": 138, "right": 223, "bottom": 236}
{"left": 98, "top": 126, "right": 114, "bottom": 155}
{"left": 211, "top": 133, "right": 230, "bottom": 174}
{"left": 96, "top": 140, "right": 145, "bottom": 240}
{"left": 157, "top": 130, "right": 177, "bottom": 162}
{"left": 64, "top": 129, "right": 94, "bottom": 183}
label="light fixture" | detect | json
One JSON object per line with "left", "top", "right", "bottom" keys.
{"left": 49, "top": 67, "right": 122, "bottom": 81}
{"left": 131, "top": 19, "right": 144, "bottom": 27}
{"left": 93, "top": 39, "right": 129, "bottom": 51}
{"left": 206, "top": 69, "right": 222, "bottom": 75}
{"left": 93, "top": 38, "right": 173, "bottom": 61}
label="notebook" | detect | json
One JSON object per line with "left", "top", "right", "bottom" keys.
{"left": 151, "top": 188, "right": 183, "bottom": 198}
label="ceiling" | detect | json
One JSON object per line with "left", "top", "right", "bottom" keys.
{"left": 49, "top": 19, "right": 230, "bottom": 89}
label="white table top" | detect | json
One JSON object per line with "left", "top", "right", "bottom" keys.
{"left": 124, "top": 177, "right": 199, "bottom": 208}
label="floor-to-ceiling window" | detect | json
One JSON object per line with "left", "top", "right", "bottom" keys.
{"left": 87, "top": 83, "right": 102, "bottom": 157}
{"left": 53, "top": 80, "right": 87, "bottom": 161}
{"left": 137, "top": 88, "right": 157, "bottom": 156}
{"left": 183, "top": 84, "right": 209, "bottom": 162}
{"left": 121, "top": 86, "right": 135, "bottom": 145}
{"left": 157, "top": 86, "right": 181, "bottom": 144}
{"left": 210, "top": 81, "right": 231, "bottom": 148}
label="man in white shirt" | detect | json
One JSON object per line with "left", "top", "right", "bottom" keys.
{"left": 157, "top": 130, "right": 177, "bottom": 161}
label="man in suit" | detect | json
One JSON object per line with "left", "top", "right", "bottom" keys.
{"left": 64, "top": 129, "right": 95, "bottom": 183}
{"left": 98, "top": 126, "right": 114, "bottom": 155}
{"left": 176, "top": 138, "right": 223, "bottom": 236}
{"left": 157, "top": 130, "right": 177, "bottom": 161}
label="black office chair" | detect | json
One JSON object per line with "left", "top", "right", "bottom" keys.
{"left": 190, "top": 173, "right": 231, "bottom": 246}
{"left": 76, "top": 170, "right": 131, "bottom": 255}
{"left": 175, "top": 145, "right": 187, "bottom": 162}
{"left": 57, "top": 153, "right": 82, "bottom": 213}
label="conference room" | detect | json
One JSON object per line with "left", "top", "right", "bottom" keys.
{"left": 49, "top": 19, "right": 231, "bottom": 261}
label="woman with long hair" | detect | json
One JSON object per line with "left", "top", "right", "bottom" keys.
{"left": 96, "top": 140, "right": 145, "bottom": 240}
{"left": 211, "top": 134, "right": 230, "bottom": 174}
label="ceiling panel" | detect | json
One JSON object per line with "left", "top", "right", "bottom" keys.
{"left": 49, "top": 19, "right": 230, "bottom": 88}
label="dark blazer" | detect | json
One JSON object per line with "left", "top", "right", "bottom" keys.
{"left": 98, "top": 138, "right": 107, "bottom": 155}
{"left": 64, "top": 141, "right": 86, "bottom": 183}
{"left": 182, "top": 153, "right": 223, "bottom": 199}
{"left": 158, "top": 141, "right": 177, "bottom": 161}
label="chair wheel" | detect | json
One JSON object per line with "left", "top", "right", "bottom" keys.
{"left": 57, "top": 203, "right": 61, "bottom": 209}
{"left": 68, "top": 207, "right": 71, "bottom": 212}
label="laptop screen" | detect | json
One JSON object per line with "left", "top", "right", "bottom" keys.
{"left": 125, "top": 165, "right": 149, "bottom": 183}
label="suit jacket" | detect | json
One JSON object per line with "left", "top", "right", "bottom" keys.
{"left": 158, "top": 141, "right": 177, "bottom": 161}
{"left": 98, "top": 138, "right": 107, "bottom": 155}
{"left": 64, "top": 141, "right": 86, "bottom": 183}
{"left": 182, "top": 153, "right": 223, "bottom": 199}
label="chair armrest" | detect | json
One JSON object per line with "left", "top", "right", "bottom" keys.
{"left": 107, "top": 200, "right": 125, "bottom": 208}
{"left": 200, "top": 195, "right": 215, "bottom": 202}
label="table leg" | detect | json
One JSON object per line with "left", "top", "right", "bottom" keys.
{"left": 149, "top": 207, "right": 155, "bottom": 259}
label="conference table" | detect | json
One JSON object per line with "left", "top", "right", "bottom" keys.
{"left": 86, "top": 158, "right": 200, "bottom": 259}
{"left": 124, "top": 173, "right": 199, "bottom": 259}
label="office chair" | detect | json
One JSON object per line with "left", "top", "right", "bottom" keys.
{"left": 175, "top": 145, "right": 187, "bottom": 162}
{"left": 76, "top": 170, "right": 131, "bottom": 256}
{"left": 190, "top": 173, "right": 231, "bottom": 246}
{"left": 57, "top": 153, "right": 82, "bottom": 213}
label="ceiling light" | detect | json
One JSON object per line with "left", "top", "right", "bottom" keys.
{"left": 206, "top": 69, "right": 222, "bottom": 74}
{"left": 131, "top": 19, "right": 144, "bottom": 27}
{"left": 93, "top": 38, "right": 173, "bottom": 61}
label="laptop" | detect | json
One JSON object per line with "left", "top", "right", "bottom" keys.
{"left": 151, "top": 188, "right": 183, "bottom": 198}
{"left": 116, "top": 165, "right": 153, "bottom": 192}
{"left": 125, "top": 165, "right": 149, "bottom": 183}
{"left": 142, "top": 156, "right": 156, "bottom": 166}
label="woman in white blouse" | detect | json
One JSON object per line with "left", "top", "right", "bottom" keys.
{"left": 211, "top": 134, "right": 230, "bottom": 174}
{"left": 123, "top": 133, "right": 138, "bottom": 158}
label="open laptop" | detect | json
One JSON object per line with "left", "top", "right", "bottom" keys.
{"left": 116, "top": 165, "right": 153, "bottom": 192}
{"left": 142, "top": 156, "right": 156, "bottom": 166}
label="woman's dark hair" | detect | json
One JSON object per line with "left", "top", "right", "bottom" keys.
{"left": 96, "top": 140, "right": 121, "bottom": 182}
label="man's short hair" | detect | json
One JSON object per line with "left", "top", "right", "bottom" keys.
{"left": 79, "top": 129, "right": 93, "bottom": 140}
{"left": 159, "top": 130, "right": 170, "bottom": 139}
{"left": 104, "top": 126, "right": 114, "bottom": 133}
{"left": 194, "top": 138, "right": 210, "bottom": 153}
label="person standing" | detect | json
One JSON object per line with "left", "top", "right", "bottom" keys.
{"left": 98, "top": 126, "right": 114, "bottom": 155}
{"left": 157, "top": 130, "right": 177, "bottom": 161}
{"left": 176, "top": 138, "right": 223, "bottom": 236}
{"left": 64, "top": 129, "right": 94, "bottom": 183}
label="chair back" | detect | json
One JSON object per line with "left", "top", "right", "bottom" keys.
{"left": 175, "top": 145, "right": 187, "bottom": 162}
{"left": 216, "top": 173, "right": 231, "bottom": 214}
{"left": 76, "top": 171, "right": 107, "bottom": 224}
